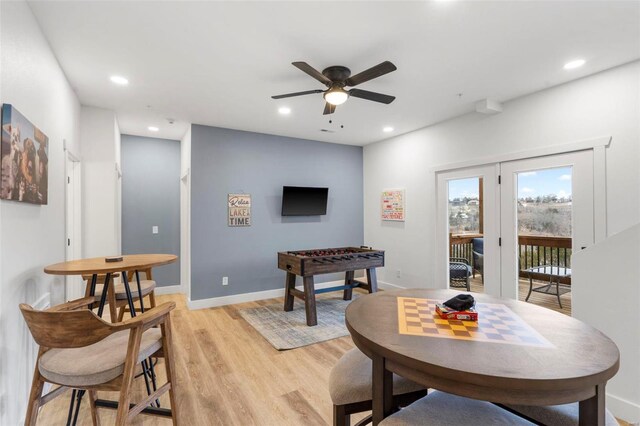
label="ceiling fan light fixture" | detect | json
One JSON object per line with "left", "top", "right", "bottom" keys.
{"left": 324, "top": 87, "right": 349, "bottom": 106}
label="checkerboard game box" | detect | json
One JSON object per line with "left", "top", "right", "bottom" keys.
{"left": 435, "top": 303, "right": 478, "bottom": 321}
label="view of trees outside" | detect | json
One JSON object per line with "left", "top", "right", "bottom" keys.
{"left": 448, "top": 177, "right": 480, "bottom": 235}
{"left": 447, "top": 168, "right": 572, "bottom": 237}
{"left": 517, "top": 167, "right": 572, "bottom": 237}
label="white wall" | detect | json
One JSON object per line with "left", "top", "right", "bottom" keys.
{"left": 180, "top": 125, "right": 191, "bottom": 298}
{"left": 363, "top": 61, "right": 640, "bottom": 419}
{"left": 0, "top": 1, "right": 81, "bottom": 424}
{"left": 80, "top": 106, "right": 121, "bottom": 257}
{"left": 573, "top": 224, "right": 640, "bottom": 422}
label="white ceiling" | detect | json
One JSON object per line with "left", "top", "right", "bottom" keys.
{"left": 28, "top": 1, "right": 640, "bottom": 145}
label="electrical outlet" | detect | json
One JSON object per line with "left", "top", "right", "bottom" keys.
{"left": 222, "top": 276, "right": 229, "bottom": 286}
{"left": 152, "top": 226, "right": 159, "bottom": 234}
{"left": 396, "top": 269, "right": 402, "bottom": 278}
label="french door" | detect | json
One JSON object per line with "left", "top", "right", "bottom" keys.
{"left": 436, "top": 165, "right": 500, "bottom": 297}
{"left": 499, "top": 150, "right": 594, "bottom": 300}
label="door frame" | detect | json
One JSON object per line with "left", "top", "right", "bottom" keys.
{"left": 436, "top": 164, "right": 501, "bottom": 296}
{"left": 65, "top": 148, "right": 83, "bottom": 300}
{"left": 432, "top": 137, "right": 608, "bottom": 299}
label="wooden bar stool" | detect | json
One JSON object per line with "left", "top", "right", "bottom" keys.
{"left": 20, "top": 296, "right": 179, "bottom": 425}
{"left": 82, "top": 267, "right": 157, "bottom": 323}
{"left": 329, "top": 348, "right": 428, "bottom": 426}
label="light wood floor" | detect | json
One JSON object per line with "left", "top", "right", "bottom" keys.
{"left": 37, "top": 290, "right": 629, "bottom": 426}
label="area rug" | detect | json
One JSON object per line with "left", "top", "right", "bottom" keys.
{"left": 238, "top": 295, "right": 359, "bottom": 350}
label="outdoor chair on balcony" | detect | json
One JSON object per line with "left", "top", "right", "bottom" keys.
{"left": 472, "top": 238, "right": 484, "bottom": 284}
{"left": 449, "top": 257, "right": 471, "bottom": 291}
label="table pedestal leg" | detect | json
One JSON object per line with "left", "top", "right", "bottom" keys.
{"left": 367, "top": 268, "right": 378, "bottom": 293}
{"left": 343, "top": 271, "right": 354, "bottom": 301}
{"left": 372, "top": 354, "right": 393, "bottom": 426}
{"left": 284, "top": 272, "right": 296, "bottom": 312}
{"left": 579, "top": 383, "right": 605, "bottom": 426}
{"left": 303, "top": 276, "right": 317, "bottom": 326}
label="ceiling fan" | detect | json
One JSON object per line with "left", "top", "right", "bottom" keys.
{"left": 272, "top": 61, "right": 397, "bottom": 115}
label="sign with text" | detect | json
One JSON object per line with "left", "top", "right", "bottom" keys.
{"left": 381, "top": 189, "right": 405, "bottom": 221}
{"left": 228, "top": 193, "right": 251, "bottom": 227}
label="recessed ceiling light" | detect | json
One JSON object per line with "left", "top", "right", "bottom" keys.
{"left": 563, "top": 59, "right": 586, "bottom": 70}
{"left": 383, "top": 126, "right": 394, "bottom": 133}
{"left": 148, "top": 126, "right": 159, "bottom": 132}
{"left": 278, "top": 107, "right": 291, "bottom": 115}
{"left": 110, "top": 75, "right": 129, "bottom": 85}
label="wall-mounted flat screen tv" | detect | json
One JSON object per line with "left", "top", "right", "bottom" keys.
{"left": 281, "top": 186, "right": 328, "bottom": 216}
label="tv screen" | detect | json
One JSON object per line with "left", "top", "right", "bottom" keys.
{"left": 281, "top": 186, "right": 328, "bottom": 216}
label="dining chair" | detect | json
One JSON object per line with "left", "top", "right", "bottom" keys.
{"left": 329, "top": 348, "right": 428, "bottom": 426}
{"left": 449, "top": 257, "right": 472, "bottom": 291}
{"left": 378, "top": 391, "right": 534, "bottom": 425}
{"left": 504, "top": 402, "right": 619, "bottom": 425}
{"left": 82, "top": 267, "right": 157, "bottom": 323}
{"left": 20, "top": 296, "right": 178, "bottom": 425}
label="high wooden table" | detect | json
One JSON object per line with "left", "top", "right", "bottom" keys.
{"left": 345, "top": 289, "right": 619, "bottom": 426}
{"left": 44, "top": 254, "right": 177, "bottom": 424}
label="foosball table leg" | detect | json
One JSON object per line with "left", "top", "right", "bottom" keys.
{"left": 303, "top": 276, "right": 318, "bottom": 326}
{"left": 284, "top": 272, "right": 296, "bottom": 312}
{"left": 367, "top": 268, "right": 378, "bottom": 293}
{"left": 343, "top": 271, "right": 354, "bottom": 301}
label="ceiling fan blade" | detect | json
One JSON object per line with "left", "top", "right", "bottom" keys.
{"left": 292, "top": 62, "right": 332, "bottom": 86}
{"left": 323, "top": 102, "right": 336, "bottom": 115}
{"left": 349, "top": 88, "right": 396, "bottom": 104}
{"left": 345, "top": 61, "right": 397, "bottom": 87}
{"left": 271, "top": 89, "right": 323, "bottom": 99}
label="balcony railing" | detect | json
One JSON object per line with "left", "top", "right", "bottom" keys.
{"left": 450, "top": 234, "right": 572, "bottom": 284}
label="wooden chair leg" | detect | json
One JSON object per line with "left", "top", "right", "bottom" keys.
{"left": 117, "top": 305, "right": 126, "bottom": 322}
{"left": 333, "top": 404, "right": 350, "bottom": 426}
{"left": 88, "top": 390, "right": 101, "bottom": 426}
{"left": 149, "top": 291, "right": 156, "bottom": 308}
{"left": 107, "top": 284, "right": 118, "bottom": 323}
{"left": 25, "top": 356, "right": 45, "bottom": 426}
{"left": 115, "top": 328, "right": 142, "bottom": 425}
{"left": 161, "top": 315, "right": 179, "bottom": 426}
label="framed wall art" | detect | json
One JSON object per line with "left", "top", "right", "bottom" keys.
{"left": 381, "top": 189, "right": 405, "bottom": 221}
{"left": 1, "top": 104, "right": 49, "bottom": 204}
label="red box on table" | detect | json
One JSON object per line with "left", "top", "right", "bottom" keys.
{"left": 435, "top": 303, "right": 478, "bottom": 321}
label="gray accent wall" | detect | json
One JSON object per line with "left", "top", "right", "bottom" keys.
{"left": 121, "top": 135, "right": 180, "bottom": 287}
{"left": 191, "top": 125, "right": 364, "bottom": 301}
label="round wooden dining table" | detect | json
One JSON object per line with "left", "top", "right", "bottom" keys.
{"left": 345, "top": 289, "right": 619, "bottom": 426}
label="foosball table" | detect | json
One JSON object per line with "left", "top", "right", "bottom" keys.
{"left": 277, "top": 247, "right": 385, "bottom": 326}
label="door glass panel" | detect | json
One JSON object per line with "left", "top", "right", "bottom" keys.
{"left": 448, "top": 177, "right": 484, "bottom": 294}
{"left": 517, "top": 167, "right": 572, "bottom": 315}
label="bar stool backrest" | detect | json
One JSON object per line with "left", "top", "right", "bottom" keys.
{"left": 20, "top": 300, "right": 112, "bottom": 349}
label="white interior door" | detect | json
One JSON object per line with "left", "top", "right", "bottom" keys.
{"left": 65, "top": 152, "right": 83, "bottom": 300}
{"left": 436, "top": 164, "right": 500, "bottom": 296}
{"left": 499, "top": 150, "right": 595, "bottom": 300}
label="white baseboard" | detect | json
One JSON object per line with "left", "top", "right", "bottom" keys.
{"left": 378, "top": 280, "right": 406, "bottom": 290}
{"left": 188, "top": 279, "right": 353, "bottom": 310}
{"left": 607, "top": 393, "right": 640, "bottom": 424}
{"left": 154, "top": 285, "right": 184, "bottom": 295}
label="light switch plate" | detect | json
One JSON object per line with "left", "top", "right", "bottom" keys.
{"left": 152, "top": 226, "right": 159, "bottom": 234}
